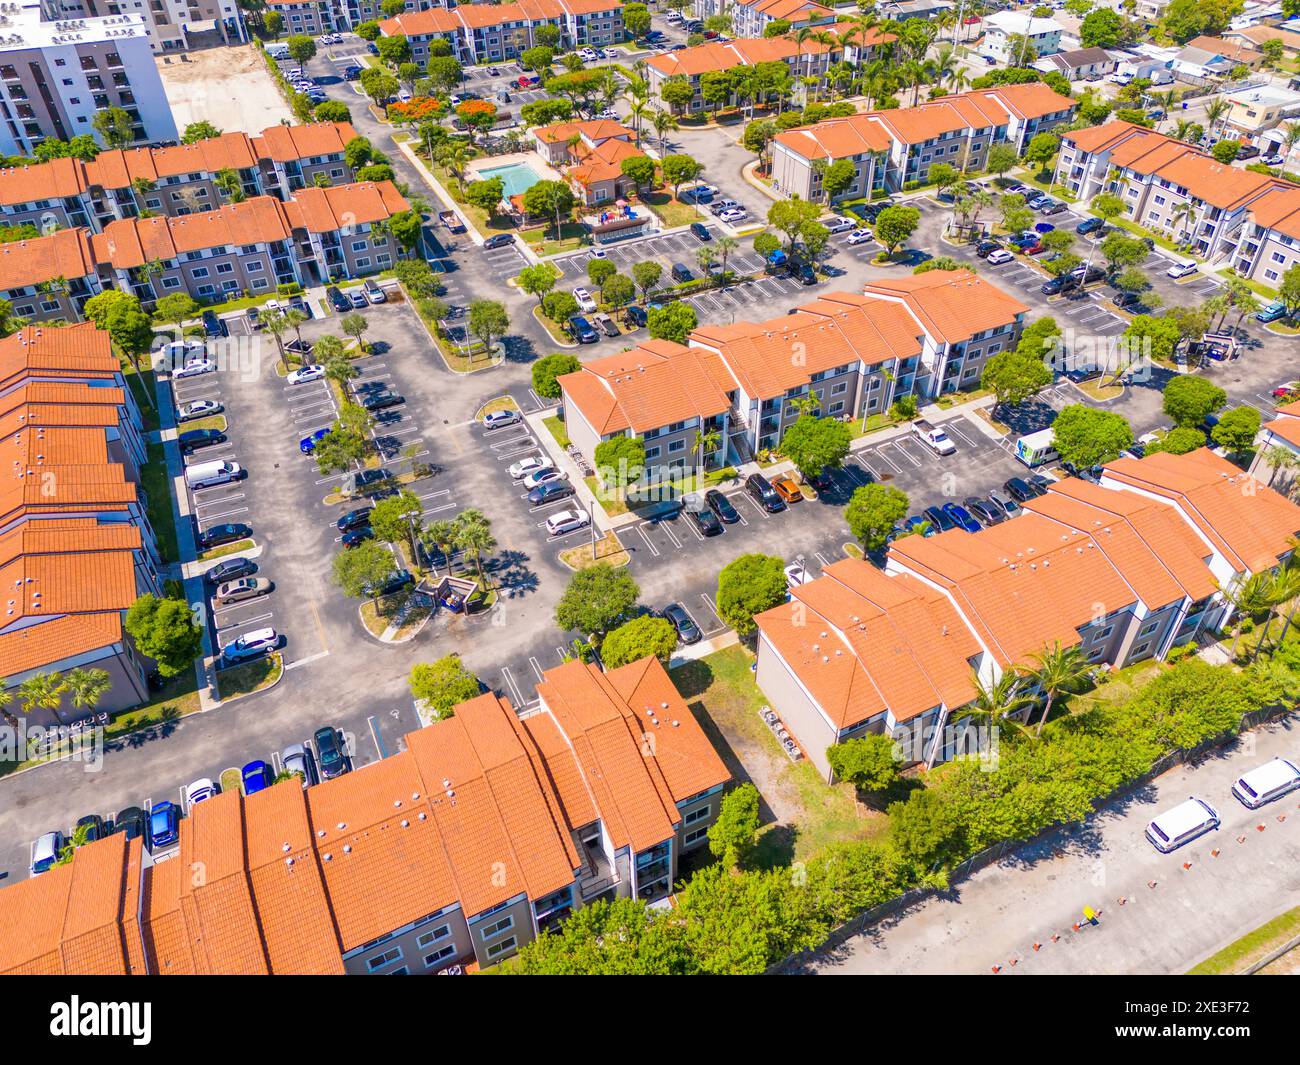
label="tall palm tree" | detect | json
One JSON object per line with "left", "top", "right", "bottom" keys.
{"left": 963, "top": 667, "right": 1034, "bottom": 736}
{"left": 423, "top": 519, "right": 457, "bottom": 575}
{"left": 1204, "top": 98, "right": 1229, "bottom": 138}
{"left": 1254, "top": 564, "right": 1300, "bottom": 657}
{"left": 437, "top": 141, "right": 475, "bottom": 196}
{"left": 263, "top": 310, "right": 291, "bottom": 372}
{"left": 692, "top": 426, "right": 721, "bottom": 470}
{"left": 652, "top": 108, "right": 677, "bottom": 151}
{"left": 453, "top": 510, "right": 497, "bottom": 587}
{"left": 18, "top": 672, "right": 66, "bottom": 721}
{"left": 1263, "top": 445, "right": 1298, "bottom": 490}
{"left": 715, "top": 233, "right": 738, "bottom": 275}
{"left": 1170, "top": 200, "right": 1196, "bottom": 248}
{"left": 65, "top": 668, "right": 111, "bottom": 717}
{"left": 1221, "top": 571, "right": 1272, "bottom": 660}
{"left": 1027, "top": 642, "right": 1091, "bottom": 737}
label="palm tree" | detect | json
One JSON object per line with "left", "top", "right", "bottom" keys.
{"left": 437, "top": 141, "right": 475, "bottom": 196}
{"left": 651, "top": 108, "right": 677, "bottom": 151}
{"left": 1255, "top": 565, "right": 1300, "bottom": 657}
{"left": 963, "top": 667, "right": 1034, "bottom": 736}
{"left": 715, "top": 233, "right": 738, "bottom": 276}
{"left": 1221, "top": 571, "right": 1272, "bottom": 660}
{"left": 1205, "top": 98, "right": 1229, "bottom": 138}
{"left": 453, "top": 510, "right": 496, "bottom": 587}
{"left": 1170, "top": 200, "right": 1196, "bottom": 249}
{"left": 1263, "top": 445, "right": 1298, "bottom": 490}
{"left": 1027, "top": 642, "right": 1091, "bottom": 736}
{"left": 0, "top": 678, "right": 15, "bottom": 729}
{"left": 65, "top": 667, "right": 111, "bottom": 717}
{"left": 263, "top": 310, "right": 290, "bottom": 372}
{"left": 692, "top": 426, "right": 721, "bottom": 470}
{"left": 1276, "top": 121, "right": 1300, "bottom": 176}
{"left": 423, "top": 519, "right": 457, "bottom": 574}
{"left": 18, "top": 672, "right": 66, "bottom": 721}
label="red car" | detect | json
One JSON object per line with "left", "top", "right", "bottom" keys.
{"left": 1272, "top": 384, "right": 1299, "bottom": 399}
{"left": 1023, "top": 242, "right": 1047, "bottom": 256}
{"left": 517, "top": 75, "right": 540, "bottom": 88}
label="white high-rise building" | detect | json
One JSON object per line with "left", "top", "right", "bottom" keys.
{"left": 42, "top": 0, "right": 248, "bottom": 52}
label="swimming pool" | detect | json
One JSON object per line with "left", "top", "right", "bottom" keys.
{"left": 476, "top": 161, "right": 546, "bottom": 198}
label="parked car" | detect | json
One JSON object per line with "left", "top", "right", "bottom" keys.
{"left": 964, "top": 496, "right": 1004, "bottom": 526}
{"left": 287, "top": 364, "right": 326, "bottom": 385}
{"left": 282, "top": 743, "right": 318, "bottom": 788}
{"left": 922, "top": 504, "right": 957, "bottom": 532}
{"left": 573, "top": 287, "right": 597, "bottom": 312}
{"left": 771, "top": 476, "right": 804, "bottom": 503}
{"left": 74, "top": 814, "right": 105, "bottom": 845}
{"left": 213, "top": 577, "right": 272, "bottom": 606}
{"left": 824, "top": 216, "right": 854, "bottom": 234}
{"left": 202, "top": 310, "right": 226, "bottom": 337}
{"left": 1232, "top": 757, "right": 1300, "bottom": 809}
{"left": 784, "top": 562, "right": 809, "bottom": 587}
{"left": 975, "top": 240, "right": 1002, "bottom": 258}
{"left": 1166, "top": 260, "right": 1198, "bottom": 279}
{"left": 719, "top": 207, "right": 748, "bottom": 224}
{"left": 220, "top": 626, "right": 279, "bottom": 664}
{"left": 173, "top": 358, "right": 216, "bottom": 379}
{"left": 1256, "top": 299, "right": 1288, "bottom": 323}
{"left": 704, "top": 488, "right": 739, "bottom": 523}
{"left": 1145, "top": 796, "right": 1218, "bottom": 853}
{"left": 508, "top": 455, "right": 552, "bottom": 480}
{"left": 690, "top": 221, "right": 711, "bottom": 241}
{"left": 528, "top": 480, "right": 575, "bottom": 506}
{"left": 179, "top": 428, "right": 226, "bottom": 453}
{"left": 314, "top": 726, "right": 349, "bottom": 780}
{"left": 687, "top": 502, "right": 723, "bottom": 536}
{"left": 846, "top": 228, "right": 874, "bottom": 246}
{"left": 986, "top": 248, "right": 1014, "bottom": 265}
{"left": 593, "top": 311, "right": 620, "bottom": 338}
{"left": 148, "top": 802, "right": 180, "bottom": 850}
{"left": 1076, "top": 216, "right": 1105, "bottom": 235}
{"left": 545, "top": 508, "right": 590, "bottom": 535}
{"left": 359, "top": 388, "right": 404, "bottom": 411}
{"left": 178, "top": 399, "right": 223, "bottom": 422}
{"left": 988, "top": 489, "right": 1019, "bottom": 518}
{"left": 483, "top": 233, "right": 515, "bottom": 250}
{"left": 568, "top": 315, "right": 599, "bottom": 343}
{"left": 199, "top": 522, "right": 251, "bottom": 551}
{"left": 364, "top": 278, "right": 387, "bottom": 304}
{"left": 341, "top": 523, "right": 374, "bottom": 547}
{"left": 483, "top": 408, "right": 521, "bottom": 430}
{"left": 663, "top": 602, "right": 701, "bottom": 644}
{"left": 336, "top": 505, "right": 374, "bottom": 533}
{"left": 204, "top": 556, "right": 256, "bottom": 586}
{"left": 942, "top": 502, "right": 981, "bottom": 533}
{"left": 625, "top": 305, "right": 648, "bottom": 329}
{"left": 1039, "top": 200, "right": 1066, "bottom": 215}
{"left": 903, "top": 515, "right": 935, "bottom": 537}
{"left": 1041, "top": 275, "right": 1074, "bottom": 296}
{"left": 1003, "top": 477, "right": 1040, "bottom": 503}
{"left": 300, "top": 427, "right": 331, "bottom": 454}
{"left": 241, "top": 760, "right": 272, "bottom": 795}
{"left": 185, "top": 778, "right": 218, "bottom": 807}
{"left": 745, "top": 473, "right": 785, "bottom": 512}
{"left": 523, "top": 466, "right": 567, "bottom": 491}
{"left": 112, "top": 806, "right": 146, "bottom": 841}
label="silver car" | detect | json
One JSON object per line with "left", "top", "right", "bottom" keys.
{"left": 281, "top": 743, "right": 317, "bottom": 788}
{"left": 213, "top": 577, "right": 272, "bottom": 606}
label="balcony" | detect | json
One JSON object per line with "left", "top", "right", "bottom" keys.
{"left": 576, "top": 839, "right": 619, "bottom": 900}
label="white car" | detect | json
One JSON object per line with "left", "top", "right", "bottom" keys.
{"left": 508, "top": 455, "right": 552, "bottom": 480}
{"left": 546, "top": 508, "right": 590, "bottom": 536}
{"left": 173, "top": 358, "right": 216, "bottom": 378}
{"left": 597, "top": 108, "right": 619, "bottom": 121}
{"left": 449, "top": 93, "right": 464, "bottom": 106}
{"left": 1166, "top": 260, "right": 1198, "bottom": 279}
{"left": 185, "top": 778, "right": 218, "bottom": 807}
{"left": 846, "top": 228, "right": 873, "bottom": 245}
{"left": 719, "top": 208, "right": 748, "bottom": 223}
{"left": 824, "top": 216, "right": 854, "bottom": 234}
{"left": 573, "top": 287, "right": 598, "bottom": 312}
{"left": 179, "top": 399, "right": 223, "bottom": 421}
{"left": 603, "top": 48, "right": 619, "bottom": 59}
{"left": 524, "top": 466, "right": 568, "bottom": 491}
{"left": 784, "top": 563, "right": 809, "bottom": 588}
{"left": 482, "top": 409, "right": 521, "bottom": 430}
{"left": 1232, "top": 757, "right": 1300, "bottom": 809}
{"left": 221, "top": 626, "right": 279, "bottom": 663}
{"left": 287, "top": 364, "right": 326, "bottom": 384}
{"left": 986, "top": 249, "right": 1014, "bottom": 265}
{"left": 578, "top": 49, "right": 598, "bottom": 61}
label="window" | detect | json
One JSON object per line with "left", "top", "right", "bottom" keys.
{"left": 216, "top": 263, "right": 234, "bottom": 275}
{"left": 251, "top": 278, "right": 269, "bottom": 290}
{"left": 668, "top": 440, "right": 685, "bottom": 452}
{"left": 366, "top": 946, "right": 403, "bottom": 971}
{"left": 644, "top": 445, "right": 660, "bottom": 460}
{"left": 191, "top": 267, "right": 209, "bottom": 279}
{"left": 1130, "top": 642, "right": 1151, "bottom": 658}
{"left": 161, "top": 276, "right": 182, "bottom": 289}
{"left": 377, "top": 254, "right": 391, "bottom": 266}
{"left": 831, "top": 381, "right": 847, "bottom": 395}
{"left": 40, "top": 299, "right": 58, "bottom": 312}
{"left": 355, "top": 257, "right": 371, "bottom": 268}
{"left": 684, "top": 826, "right": 708, "bottom": 846}
{"left": 247, "top": 261, "right": 264, "bottom": 272}
{"left": 416, "top": 924, "right": 452, "bottom": 950}
{"left": 350, "top": 240, "right": 368, "bottom": 252}
{"left": 423, "top": 944, "right": 457, "bottom": 967}
{"left": 683, "top": 805, "right": 711, "bottom": 826}
{"left": 484, "top": 936, "right": 517, "bottom": 960}
{"left": 197, "top": 285, "right": 215, "bottom": 296}
{"left": 481, "top": 915, "right": 513, "bottom": 940}
{"left": 388, "top": 966, "right": 409, "bottom": 975}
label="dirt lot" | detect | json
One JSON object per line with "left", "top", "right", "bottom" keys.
{"left": 156, "top": 45, "right": 291, "bottom": 132}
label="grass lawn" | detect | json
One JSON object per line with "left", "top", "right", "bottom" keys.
{"left": 120, "top": 361, "right": 160, "bottom": 433}
{"left": 559, "top": 529, "right": 628, "bottom": 569}
{"left": 853, "top": 411, "right": 905, "bottom": 439}
{"left": 216, "top": 652, "right": 282, "bottom": 701}
{"left": 931, "top": 386, "right": 990, "bottom": 410}
{"left": 671, "top": 645, "right": 885, "bottom": 865}
{"left": 1187, "top": 906, "right": 1300, "bottom": 975}
{"left": 142, "top": 441, "right": 181, "bottom": 564}
{"left": 520, "top": 222, "right": 587, "bottom": 257}
{"left": 642, "top": 189, "right": 700, "bottom": 230}
{"left": 476, "top": 395, "right": 520, "bottom": 419}
{"left": 180, "top": 414, "right": 228, "bottom": 433}
{"left": 199, "top": 537, "right": 254, "bottom": 563}
{"left": 543, "top": 415, "right": 570, "bottom": 449}
{"left": 585, "top": 475, "right": 628, "bottom": 517}
{"left": 1074, "top": 376, "right": 1124, "bottom": 401}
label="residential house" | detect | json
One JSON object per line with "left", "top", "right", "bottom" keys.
{"left": 876, "top": 0, "right": 954, "bottom": 20}
{"left": 1186, "top": 35, "right": 1266, "bottom": 69}
{"left": 1223, "top": 85, "right": 1300, "bottom": 139}
{"left": 1226, "top": 24, "right": 1300, "bottom": 56}
{"left": 0, "top": 654, "right": 730, "bottom": 973}
{"left": 1036, "top": 46, "right": 1117, "bottom": 82}
{"left": 532, "top": 119, "right": 645, "bottom": 206}
{"left": 980, "top": 11, "right": 1064, "bottom": 63}
{"left": 770, "top": 83, "right": 1077, "bottom": 198}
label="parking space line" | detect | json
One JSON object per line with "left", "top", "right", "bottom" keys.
{"left": 528, "top": 656, "right": 545, "bottom": 683}
{"left": 637, "top": 525, "right": 660, "bottom": 556}
{"left": 500, "top": 666, "right": 526, "bottom": 708}
{"left": 699, "top": 593, "right": 726, "bottom": 631}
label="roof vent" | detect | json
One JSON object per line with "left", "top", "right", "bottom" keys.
{"left": 418, "top": 812, "right": 427, "bottom": 821}
{"left": 322, "top": 853, "right": 331, "bottom": 861}
{"left": 661, "top": 701, "right": 668, "bottom": 709}
{"left": 285, "top": 857, "right": 294, "bottom": 866}
{"left": 412, "top": 792, "right": 420, "bottom": 800}
{"left": 671, "top": 720, "right": 679, "bottom": 727}
{"left": 401, "top": 819, "right": 409, "bottom": 828}
{"left": 342, "top": 845, "right": 351, "bottom": 854}
{"left": 317, "top": 829, "right": 326, "bottom": 837}
{"left": 336, "top": 822, "right": 346, "bottom": 830}
{"left": 445, "top": 788, "right": 454, "bottom": 798}
{"left": 393, "top": 799, "right": 402, "bottom": 808}
{"left": 281, "top": 842, "right": 290, "bottom": 852}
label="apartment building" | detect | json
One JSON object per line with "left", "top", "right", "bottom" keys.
{"left": 0, "top": 654, "right": 730, "bottom": 974}
{"left": 694, "top": 0, "right": 834, "bottom": 39}
{"left": 378, "top": 0, "right": 625, "bottom": 67}
{"left": 531, "top": 118, "right": 644, "bottom": 205}
{"left": 0, "top": 7, "right": 176, "bottom": 157}
{"left": 1058, "top": 120, "right": 1300, "bottom": 282}
{"left": 0, "top": 179, "right": 408, "bottom": 317}
{"left": 559, "top": 275, "right": 1024, "bottom": 468}
{"left": 0, "top": 121, "right": 360, "bottom": 235}
{"left": 1253, "top": 396, "right": 1300, "bottom": 474}
{"left": 770, "top": 83, "right": 1077, "bottom": 200}
{"left": 981, "top": 11, "right": 1063, "bottom": 63}
{"left": 0, "top": 322, "right": 163, "bottom": 718}
{"left": 263, "top": 0, "right": 338, "bottom": 36}
{"left": 756, "top": 448, "right": 1300, "bottom": 781}
{"left": 47, "top": 0, "right": 249, "bottom": 52}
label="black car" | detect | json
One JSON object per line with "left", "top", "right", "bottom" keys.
{"left": 568, "top": 315, "right": 598, "bottom": 343}
{"left": 794, "top": 261, "right": 817, "bottom": 285}
{"left": 1041, "top": 275, "right": 1075, "bottom": 296}
{"left": 922, "top": 504, "right": 957, "bottom": 532}
{"left": 326, "top": 286, "right": 351, "bottom": 312}
{"left": 975, "top": 240, "right": 1002, "bottom": 258}
{"left": 202, "top": 310, "right": 226, "bottom": 338}
{"left": 204, "top": 556, "right": 256, "bottom": 585}
{"left": 1236, "top": 144, "right": 1260, "bottom": 160}
{"left": 625, "top": 305, "right": 648, "bottom": 328}
{"left": 483, "top": 233, "right": 515, "bottom": 250}
{"left": 690, "top": 221, "right": 711, "bottom": 241}
{"left": 341, "top": 523, "right": 374, "bottom": 547}
{"left": 528, "top": 480, "right": 575, "bottom": 506}
{"left": 368, "top": 569, "right": 414, "bottom": 598}
{"left": 1071, "top": 264, "right": 1105, "bottom": 285}
{"left": 112, "top": 806, "right": 146, "bottom": 841}
{"left": 687, "top": 504, "right": 723, "bottom": 536}
{"left": 360, "top": 389, "right": 405, "bottom": 411}
{"left": 1003, "top": 476, "right": 1040, "bottom": 503}
{"left": 336, "top": 504, "right": 374, "bottom": 532}
{"left": 663, "top": 602, "right": 701, "bottom": 644}
{"left": 314, "top": 726, "right": 349, "bottom": 780}
{"left": 704, "top": 488, "right": 739, "bottom": 523}
{"left": 964, "top": 496, "right": 1004, "bottom": 526}
{"left": 1028, "top": 473, "right": 1053, "bottom": 494}
{"left": 1076, "top": 216, "right": 1105, "bottom": 236}
{"left": 745, "top": 473, "right": 785, "bottom": 513}
{"left": 199, "top": 522, "right": 252, "bottom": 549}
{"left": 179, "top": 428, "right": 226, "bottom": 453}
{"left": 75, "top": 814, "right": 105, "bottom": 844}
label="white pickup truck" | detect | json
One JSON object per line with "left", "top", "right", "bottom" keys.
{"left": 912, "top": 418, "right": 957, "bottom": 455}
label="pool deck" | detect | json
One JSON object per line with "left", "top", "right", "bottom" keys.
{"left": 466, "top": 152, "right": 562, "bottom": 197}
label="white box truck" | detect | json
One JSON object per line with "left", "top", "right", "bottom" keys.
{"left": 1014, "top": 428, "right": 1059, "bottom": 468}
{"left": 186, "top": 460, "right": 242, "bottom": 489}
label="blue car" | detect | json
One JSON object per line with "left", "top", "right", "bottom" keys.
{"left": 148, "top": 801, "right": 180, "bottom": 850}
{"left": 300, "top": 427, "right": 331, "bottom": 454}
{"left": 904, "top": 515, "right": 936, "bottom": 537}
{"left": 1076, "top": 216, "right": 1105, "bottom": 236}
{"left": 242, "top": 760, "right": 271, "bottom": 795}
{"left": 942, "top": 502, "right": 981, "bottom": 533}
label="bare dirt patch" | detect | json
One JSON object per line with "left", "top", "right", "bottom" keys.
{"left": 156, "top": 45, "right": 290, "bottom": 131}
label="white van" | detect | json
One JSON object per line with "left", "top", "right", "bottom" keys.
{"left": 1145, "top": 796, "right": 1219, "bottom": 853}
{"left": 1014, "top": 427, "right": 1060, "bottom": 468}
{"left": 1232, "top": 757, "right": 1300, "bottom": 809}
{"left": 912, "top": 418, "right": 956, "bottom": 455}
{"left": 185, "top": 459, "right": 242, "bottom": 490}
{"left": 266, "top": 43, "right": 290, "bottom": 60}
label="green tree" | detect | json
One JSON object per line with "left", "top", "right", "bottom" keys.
{"left": 264, "top": 10, "right": 283, "bottom": 37}
{"left": 594, "top": 435, "right": 646, "bottom": 487}
{"left": 600, "top": 614, "right": 678, "bottom": 667}
{"left": 409, "top": 655, "right": 480, "bottom": 720}
{"left": 18, "top": 673, "right": 65, "bottom": 719}
{"left": 888, "top": 787, "right": 966, "bottom": 868}
{"left": 1023, "top": 131, "right": 1060, "bottom": 172}
{"left": 986, "top": 143, "right": 1019, "bottom": 181}
{"left": 708, "top": 783, "right": 761, "bottom": 870}
{"left": 92, "top": 106, "right": 135, "bottom": 149}
{"left": 1211, "top": 139, "right": 1241, "bottom": 164}
{"left": 1162, "top": 375, "right": 1226, "bottom": 428}
{"left": 980, "top": 348, "right": 1053, "bottom": 413}
{"left": 287, "top": 34, "right": 317, "bottom": 64}
{"left": 1144, "top": 426, "right": 1207, "bottom": 455}
{"left": 531, "top": 352, "right": 580, "bottom": 399}
{"left": 647, "top": 302, "right": 697, "bottom": 343}
{"left": 820, "top": 158, "right": 857, "bottom": 201}
{"left": 845, "top": 483, "right": 909, "bottom": 552}
{"left": 369, "top": 489, "right": 424, "bottom": 560}
{"left": 181, "top": 120, "right": 222, "bottom": 143}
{"left": 660, "top": 154, "right": 703, "bottom": 199}
{"left": 154, "top": 292, "right": 199, "bottom": 334}
{"left": 1210, "top": 406, "right": 1261, "bottom": 456}
{"left": 331, "top": 540, "right": 398, "bottom": 603}
{"left": 1121, "top": 313, "right": 1181, "bottom": 365}
{"left": 464, "top": 177, "right": 506, "bottom": 219}
{"left": 827, "top": 734, "right": 901, "bottom": 793}
{"left": 632, "top": 260, "right": 663, "bottom": 300}
{"left": 603, "top": 273, "right": 634, "bottom": 308}
{"left": 767, "top": 197, "right": 820, "bottom": 250}
{"left": 873, "top": 204, "right": 921, "bottom": 257}
{"left": 542, "top": 290, "right": 579, "bottom": 323}
{"left": 376, "top": 34, "right": 412, "bottom": 68}
{"left": 468, "top": 299, "right": 509, "bottom": 356}
{"left": 452, "top": 508, "right": 496, "bottom": 585}
{"left": 522, "top": 179, "right": 576, "bottom": 237}
{"left": 780, "top": 414, "right": 852, "bottom": 480}
{"left": 554, "top": 563, "right": 640, "bottom": 637}
{"left": 124, "top": 594, "right": 202, "bottom": 677}
{"left": 620, "top": 154, "right": 657, "bottom": 192}
{"left": 715, "top": 553, "right": 787, "bottom": 636}
{"left": 1027, "top": 640, "right": 1092, "bottom": 735}
{"left": 64, "top": 667, "right": 111, "bottom": 715}
{"left": 1080, "top": 8, "right": 1124, "bottom": 47}
{"left": 1050, "top": 404, "right": 1133, "bottom": 467}
{"left": 587, "top": 258, "right": 616, "bottom": 289}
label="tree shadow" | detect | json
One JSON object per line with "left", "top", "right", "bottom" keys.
{"left": 501, "top": 333, "right": 539, "bottom": 365}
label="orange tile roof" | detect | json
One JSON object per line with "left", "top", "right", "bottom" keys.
{"left": 93, "top": 196, "right": 294, "bottom": 270}
{"left": 862, "top": 269, "right": 1027, "bottom": 345}
{"left": 757, "top": 560, "right": 981, "bottom": 731}
{"left": 744, "top": 0, "right": 833, "bottom": 21}
{"left": 1246, "top": 183, "right": 1300, "bottom": 242}
{"left": 381, "top": 0, "right": 615, "bottom": 36}
{"left": 775, "top": 113, "right": 893, "bottom": 162}
{"left": 249, "top": 121, "right": 359, "bottom": 163}
{"left": 85, "top": 133, "right": 260, "bottom": 189}
{"left": 646, "top": 35, "right": 834, "bottom": 79}
{"left": 1262, "top": 410, "right": 1300, "bottom": 449}
{"left": 0, "top": 323, "right": 118, "bottom": 392}
{"left": 1102, "top": 449, "right": 1300, "bottom": 574}
{"left": 0, "top": 156, "right": 88, "bottom": 207}
{"left": 569, "top": 137, "right": 645, "bottom": 187}
{"left": 283, "top": 180, "right": 409, "bottom": 233}
{"left": 0, "top": 228, "right": 96, "bottom": 291}
{"left": 534, "top": 119, "right": 634, "bottom": 146}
